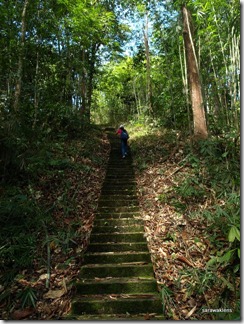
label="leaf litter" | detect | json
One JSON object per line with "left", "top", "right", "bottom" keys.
{"left": 132, "top": 130, "right": 240, "bottom": 320}
{"left": 0, "top": 128, "right": 110, "bottom": 320}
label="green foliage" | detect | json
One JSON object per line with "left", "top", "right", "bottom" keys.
{"left": 160, "top": 285, "right": 174, "bottom": 314}
{"left": 0, "top": 119, "right": 108, "bottom": 306}
{"left": 17, "top": 286, "right": 37, "bottom": 308}
{"left": 182, "top": 132, "right": 240, "bottom": 277}
{"left": 175, "top": 176, "right": 206, "bottom": 202}
{"left": 0, "top": 190, "right": 50, "bottom": 273}
{"left": 178, "top": 268, "right": 219, "bottom": 296}
{"left": 0, "top": 105, "right": 91, "bottom": 183}
{"left": 228, "top": 226, "right": 240, "bottom": 243}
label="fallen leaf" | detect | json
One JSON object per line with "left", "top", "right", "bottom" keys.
{"left": 12, "top": 308, "right": 34, "bottom": 320}
{"left": 43, "top": 288, "right": 66, "bottom": 299}
{"left": 144, "top": 313, "right": 151, "bottom": 320}
{"left": 185, "top": 305, "right": 197, "bottom": 319}
{"left": 39, "top": 274, "right": 48, "bottom": 281}
{"left": 177, "top": 255, "right": 194, "bottom": 267}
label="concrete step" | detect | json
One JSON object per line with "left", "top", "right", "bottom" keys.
{"left": 90, "top": 232, "right": 145, "bottom": 243}
{"left": 76, "top": 277, "right": 158, "bottom": 294}
{"left": 72, "top": 294, "right": 162, "bottom": 315}
{"left": 105, "top": 168, "right": 134, "bottom": 173}
{"left": 94, "top": 218, "right": 143, "bottom": 227}
{"left": 79, "top": 263, "right": 154, "bottom": 279}
{"left": 101, "top": 189, "right": 137, "bottom": 195}
{"left": 87, "top": 242, "right": 148, "bottom": 252}
{"left": 97, "top": 206, "right": 140, "bottom": 213}
{"left": 105, "top": 170, "right": 135, "bottom": 179}
{"left": 99, "top": 194, "right": 138, "bottom": 200}
{"left": 98, "top": 199, "right": 139, "bottom": 207}
{"left": 102, "top": 180, "right": 136, "bottom": 190}
{"left": 95, "top": 211, "right": 141, "bottom": 219}
{"left": 67, "top": 314, "right": 164, "bottom": 320}
{"left": 84, "top": 251, "right": 151, "bottom": 264}
{"left": 92, "top": 224, "right": 144, "bottom": 233}
{"left": 103, "top": 179, "right": 135, "bottom": 184}
{"left": 106, "top": 162, "right": 133, "bottom": 167}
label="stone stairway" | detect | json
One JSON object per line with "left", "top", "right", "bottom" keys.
{"left": 70, "top": 128, "right": 163, "bottom": 320}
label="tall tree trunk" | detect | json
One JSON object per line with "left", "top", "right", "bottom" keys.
{"left": 179, "top": 41, "right": 192, "bottom": 137}
{"left": 86, "top": 43, "right": 100, "bottom": 123}
{"left": 143, "top": 10, "right": 153, "bottom": 116}
{"left": 13, "top": 0, "right": 29, "bottom": 112}
{"left": 33, "top": 4, "right": 40, "bottom": 129}
{"left": 229, "top": 30, "right": 240, "bottom": 130}
{"left": 182, "top": 4, "right": 208, "bottom": 139}
{"left": 32, "top": 50, "right": 39, "bottom": 129}
{"left": 81, "top": 48, "right": 87, "bottom": 117}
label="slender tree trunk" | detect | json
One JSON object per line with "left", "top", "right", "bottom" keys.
{"left": 211, "top": 1, "right": 230, "bottom": 125}
{"left": 133, "top": 77, "right": 139, "bottom": 115}
{"left": 229, "top": 30, "right": 240, "bottom": 130}
{"left": 143, "top": 10, "right": 153, "bottom": 116}
{"left": 32, "top": 51, "right": 39, "bottom": 129}
{"left": 179, "top": 41, "right": 192, "bottom": 137}
{"left": 86, "top": 43, "right": 100, "bottom": 123}
{"left": 182, "top": 4, "right": 208, "bottom": 139}
{"left": 81, "top": 48, "right": 87, "bottom": 117}
{"left": 209, "top": 47, "right": 222, "bottom": 114}
{"left": 33, "top": 4, "right": 40, "bottom": 129}
{"left": 13, "top": 0, "right": 29, "bottom": 112}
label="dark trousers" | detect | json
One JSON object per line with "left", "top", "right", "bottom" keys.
{"left": 121, "top": 139, "right": 128, "bottom": 156}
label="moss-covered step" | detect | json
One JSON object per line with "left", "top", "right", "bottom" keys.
{"left": 75, "top": 277, "right": 158, "bottom": 294}
{"left": 84, "top": 251, "right": 151, "bottom": 264}
{"left": 95, "top": 211, "right": 141, "bottom": 219}
{"left": 92, "top": 224, "right": 144, "bottom": 233}
{"left": 106, "top": 167, "right": 134, "bottom": 175}
{"left": 102, "top": 182, "right": 136, "bottom": 189}
{"left": 106, "top": 170, "right": 135, "bottom": 180}
{"left": 99, "top": 194, "right": 138, "bottom": 201}
{"left": 101, "top": 188, "right": 137, "bottom": 195}
{"left": 97, "top": 206, "right": 140, "bottom": 213}
{"left": 94, "top": 218, "right": 143, "bottom": 227}
{"left": 87, "top": 242, "right": 148, "bottom": 252}
{"left": 106, "top": 163, "right": 133, "bottom": 168}
{"left": 79, "top": 263, "right": 154, "bottom": 278}
{"left": 98, "top": 199, "right": 139, "bottom": 207}
{"left": 103, "top": 171, "right": 134, "bottom": 175}
{"left": 66, "top": 314, "right": 164, "bottom": 320}
{"left": 105, "top": 165, "right": 134, "bottom": 170}
{"left": 103, "top": 178, "right": 136, "bottom": 188}
{"left": 89, "top": 232, "right": 145, "bottom": 243}
{"left": 107, "top": 156, "right": 132, "bottom": 159}
{"left": 72, "top": 294, "right": 162, "bottom": 315}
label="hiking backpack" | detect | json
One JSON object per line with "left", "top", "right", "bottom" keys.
{"left": 121, "top": 130, "right": 129, "bottom": 141}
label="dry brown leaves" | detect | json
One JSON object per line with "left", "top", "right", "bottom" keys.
{"left": 133, "top": 135, "right": 225, "bottom": 320}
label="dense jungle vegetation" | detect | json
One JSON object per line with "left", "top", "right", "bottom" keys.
{"left": 0, "top": 0, "right": 240, "bottom": 320}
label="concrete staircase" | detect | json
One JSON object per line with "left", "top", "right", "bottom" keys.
{"left": 70, "top": 128, "right": 163, "bottom": 320}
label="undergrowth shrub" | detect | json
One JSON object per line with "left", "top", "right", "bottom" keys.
{"left": 0, "top": 189, "right": 51, "bottom": 278}
{"left": 0, "top": 106, "right": 91, "bottom": 283}
{"left": 0, "top": 106, "right": 90, "bottom": 183}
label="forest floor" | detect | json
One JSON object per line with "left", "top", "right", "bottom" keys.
{"left": 130, "top": 125, "right": 240, "bottom": 320}
{"left": 0, "top": 124, "right": 240, "bottom": 320}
